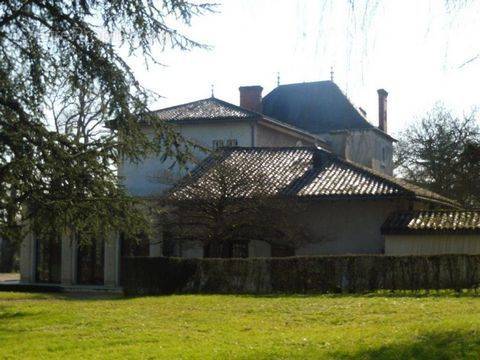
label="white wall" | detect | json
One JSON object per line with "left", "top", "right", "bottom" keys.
{"left": 119, "top": 121, "right": 253, "bottom": 196}
{"left": 322, "top": 129, "right": 394, "bottom": 175}
{"left": 385, "top": 234, "right": 480, "bottom": 255}
{"left": 296, "top": 199, "right": 413, "bottom": 255}
{"left": 255, "top": 123, "right": 314, "bottom": 147}
{"left": 166, "top": 199, "right": 423, "bottom": 258}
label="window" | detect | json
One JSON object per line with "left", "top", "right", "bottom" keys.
{"left": 120, "top": 232, "right": 149, "bottom": 257}
{"left": 271, "top": 244, "right": 295, "bottom": 257}
{"left": 35, "top": 233, "right": 61, "bottom": 284}
{"left": 77, "top": 237, "right": 104, "bottom": 285}
{"left": 203, "top": 241, "right": 249, "bottom": 258}
{"left": 226, "top": 139, "right": 238, "bottom": 147}
{"left": 382, "top": 147, "right": 387, "bottom": 165}
{"left": 232, "top": 241, "right": 249, "bottom": 258}
{"left": 212, "top": 139, "right": 224, "bottom": 149}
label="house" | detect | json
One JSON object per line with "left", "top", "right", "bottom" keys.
{"left": 262, "top": 82, "right": 394, "bottom": 175}
{"left": 19, "top": 82, "right": 328, "bottom": 287}
{"left": 120, "top": 91, "right": 324, "bottom": 196}
{"left": 383, "top": 210, "right": 480, "bottom": 255}
{"left": 17, "top": 79, "right": 475, "bottom": 288}
{"left": 120, "top": 80, "right": 393, "bottom": 197}
{"left": 166, "top": 146, "right": 457, "bottom": 258}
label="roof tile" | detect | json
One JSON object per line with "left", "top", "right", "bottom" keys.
{"left": 169, "top": 147, "right": 457, "bottom": 207}
{"left": 152, "top": 97, "right": 257, "bottom": 121}
{"left": 382, "top": 210, "right": 480, "bottom": 234}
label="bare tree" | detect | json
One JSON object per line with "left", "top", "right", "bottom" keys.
{"left": 161, "top": 154, "right": 311, "bottom": 258}
{"left": 395, "top": 104, "right": 480, "bottom": 207}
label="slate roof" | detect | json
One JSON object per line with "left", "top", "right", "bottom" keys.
{"left": 262, "top": 81, "right": 387, "bottom": 136}
{"left": 152, "top": 97, "right": 258, "bottom": 122}
{"left": 168, "top": 147, "right": 457, "bottom": 207}
{"left": 382, "top": 211, "right": 480, "bottom": 235}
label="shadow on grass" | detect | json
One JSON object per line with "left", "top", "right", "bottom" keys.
{"left": 234, "top": 289, "right": 480, "bottom": 299}
{"left": 0, "top": 308, "right": 30, "bottom": 320}
{"left": 331, "top": 330, "right": 480, "bottom": 360}
{"left": 0, "top": 291, "right": 124, "bottom": 302}
{"left": 5, "top": 289, "right": 480, "bottom": 302}
{"left": 120, "top": 288, "right": 480, "bottom": 300}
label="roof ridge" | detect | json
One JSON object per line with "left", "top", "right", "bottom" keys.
{"left": 219, "top": 146, "right": 320, "bottom": 151}
{"left": 151, "top": 97, "right": 214, "bottom": 113}
{"left": 151, "top": 97, "right": 259, "bottom": 117}
{"left": 208, "top": 97, "right": 261, "bottom": 117}
{"left": 319, "top": 150, "right": 458, "bottom": 207}
{"left": 275, "top": 80, "right": 333, "bottom": 88}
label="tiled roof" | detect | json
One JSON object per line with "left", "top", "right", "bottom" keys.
{"left": 152, "top": 97, "right": 258, "bottom": 121}
{"left": 169, "top": 147, "right": 457, "bottom": 206}
{"left": 382, "top": 211, "right": 480, "bottom": 235}
{"left": 149, "top": 97, "right": 323, "bottom": 144}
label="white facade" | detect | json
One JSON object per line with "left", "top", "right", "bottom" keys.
{"left": 119, "top": 120, "right": 318, "bottom": 197}
{"left": 119, "top": 121, "right": 254, "bottom": 196}
{"left": 322, "top": 129, "right": 394, "bottom": 175}
{"left": 164, "top": 199, "right": 431, "bottom": 259}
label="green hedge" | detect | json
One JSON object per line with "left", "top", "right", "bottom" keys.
{"left": 122, "top": 255, "right": 480, "bottom": 295}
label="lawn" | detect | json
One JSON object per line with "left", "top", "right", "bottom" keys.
{"left": 1, "top": 292, "right": 480, "bottom": 359}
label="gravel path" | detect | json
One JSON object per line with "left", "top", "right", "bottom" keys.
{"left": 0, "top": 273, "right": 20, "bottom": 283}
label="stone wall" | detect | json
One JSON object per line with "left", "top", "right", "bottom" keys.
{"left": 122, "top": 254, "right": 480, "bottom": 295}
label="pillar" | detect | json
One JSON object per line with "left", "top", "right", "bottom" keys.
{"left": 104, "top": 231, "right": 120, "bottom": 287}
{"left": 149, "top": 222, "right": 163, "bottom": 257}
{"left": 61, "top": 233, "right": 76, "bottom": 285}
{"left": 20, "top": 231, "right": 35, "bottom": 283}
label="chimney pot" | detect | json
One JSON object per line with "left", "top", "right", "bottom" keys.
{"left": 377, "top": 89, "right": 388, "bottom": 133}
{"left": 239, "top": 85, "right": 263, "bottom": 113}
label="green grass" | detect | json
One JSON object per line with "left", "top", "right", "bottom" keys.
{"left": 2, "top": 291, "right": 480, "bottom": 359}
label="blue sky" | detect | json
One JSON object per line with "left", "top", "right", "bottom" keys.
{"left": 123, "top": 0, "right": 480, "bottom": 137}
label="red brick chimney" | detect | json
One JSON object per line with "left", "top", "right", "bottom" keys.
{"left": 377, "top": 89, "right": 388, "bottom": 133}
{"left": 239, "top": 85, "right": 263, "bottom": 113}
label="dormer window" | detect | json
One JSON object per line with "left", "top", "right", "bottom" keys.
{"left": 213, "top": 139, "right": 237, "bottom": 149}
{"left": 212, "top": 139, "right": 224, "bottom": 149}
{"left": 226, "top": 139, "right": 238, "bottom": 147}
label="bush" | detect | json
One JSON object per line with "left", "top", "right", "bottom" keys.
{"left": 122, "top": 255, "right": 480, "bottom": 296}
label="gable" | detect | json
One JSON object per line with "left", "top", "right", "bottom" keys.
{"left": 152, "top": 97, "right": 258, "bottom": 122}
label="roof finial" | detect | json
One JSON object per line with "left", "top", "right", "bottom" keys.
{"left": 210, "top": 83, "right": 215, "bottom": 98}
{"left": 330, "top": 66, "right": 334, "bottom": 82}
{"left": 276, "top": 72, "right": 280, "bottom": 87}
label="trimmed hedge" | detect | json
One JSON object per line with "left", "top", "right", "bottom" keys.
{"left": 122, "top": 255, "right": 480, "bottom": 295}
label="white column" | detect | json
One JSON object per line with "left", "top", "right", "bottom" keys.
{"left": 61, "top": 233, "right": 76, "bottom": 285}
{"left": 20, "top": 231, "right": 35, "bottom": 283}
{"left": 104, "top": 232, "right": 120, "bottom": 287}
{"left": 149, "top": 222, "right": 163, "bottom": 257}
